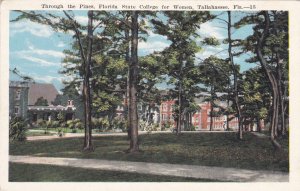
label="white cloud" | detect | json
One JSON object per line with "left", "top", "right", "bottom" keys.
{"left": 32, "top": 75, "right": 61, "bottom": 83}
{"left": 10, "top": 20, "right": 54, "bottom": 37}
{"left": 74, "top": 16, "right": 88, "bottom": 25}
{"left": 198, "top": 22, "right": 225, "bottom": 40}
{"left": 19, "top": 55, "right": 59, "bottom": 67}
{"left": 30, "top": 73, "right": 74, "bottom": 90}
{"left": 196, "top": 45, "right": 228, "bottom": 61}
{"left": 139, "top": 40, "right": 170, "bottom": 55}
{"left": 57, "top": 41, "right": 66, "bottom": 48}
{"left": 13, "top": 42, "right": 65, "bottom": 66}
{"left": 17, "top": 48, "right": 64, "bottom": 58}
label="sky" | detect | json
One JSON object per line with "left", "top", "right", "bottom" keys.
{"left": 9, "top": 11, "right": 257, "bottom": 92}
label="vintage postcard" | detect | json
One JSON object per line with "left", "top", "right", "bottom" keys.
{"left": 0, "top": 0, "right": 299, "bottom": 190}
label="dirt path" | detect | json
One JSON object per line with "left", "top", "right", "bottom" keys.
{"left": 9, "top": 155, "right": 288, "bottom": 182}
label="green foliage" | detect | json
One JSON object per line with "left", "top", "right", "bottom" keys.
{"left": 34, "top": 97, "right": 48, "bottom": 106}
{"left": 67, "top": 119, "right": 83, "bottom": 130}
{"left": 57, "top": 128, "right": 64, "bottom": 137}
{"left": 161, "top": 121, "right": 173, "bottom": 131}
{"left": 45, "top": 120, "right": 60, "bottom": 129}
{"left": 92, "top": 117, "right": 110, "bottom": 132}
{"left": 36, "top": 119, "right": 46, "bottom": 129}
{"left": 202, "top": 37, "right": 220, "bottom": 46}
{"left": 185, "top": 125, "right": 196, "bottom": 131}
{"left": 9, "top": 117, "right": 27, "bottom": 141}
{"left": 139, "top": 120, "right": 159, "bottom": 132}
{"left": 241, "top": 67, "right": 271, "bottom": 122}
{"left": 57, "top": 112, "right": 65, "bottom": 124}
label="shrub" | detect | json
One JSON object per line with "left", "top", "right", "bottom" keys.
{"left": 185, "top": 125, "right": 196, "bottom": 131}
{"left": 36, "top": 119, "right": 46, "bottom": 129}
{"left": 66, "top": 119, "right": 83, "bottom": 132}
{"left": 57, "top": 128, "right": 64, "bottom": 137}
{"left": 139, "top": 120, "right": 159, "bottom": 132}
{"left": 9, "top": 117, "right": 27, "bottom": 141}
{"left": 74, "top": 119, "right": 83, "bottom": 130}
{"left": 162, "top": 121, "right": 173, "bottom": 131}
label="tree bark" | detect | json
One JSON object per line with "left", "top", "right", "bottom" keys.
{"left": 227, "top": 11, "right": 243, "bottom": 139}
{"left": 83, "top": 10, "right": 94, "bottom": 151}
{"left": 177, "top": 79, "right": 182, "bottom": 135}
{"left": 276, "top": 54, "right": 286, "bottom": 136}
{"left": 256, "top": 11, "right": 281, "bottom": 150}
{"left": 124, "top": 17, "right": 131, "bottom": 142}
{"left": 128, "top": 11, "right": 139, "bottom": 152}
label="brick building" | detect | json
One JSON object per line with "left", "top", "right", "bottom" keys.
{"left": 159, "top": 98, "right": 239, "bottom": 131}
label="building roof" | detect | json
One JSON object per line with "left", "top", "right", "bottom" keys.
{"left": 28, "top": 83, "right": 59, "bottom": 106}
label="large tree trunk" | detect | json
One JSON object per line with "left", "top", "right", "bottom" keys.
{"left": 210, "top": 98, "right": 213, "bottom": 131}
{"left": 276, "top": 54, "right": 286, "bottom": 136}
{"left": 177, "top": 80, "right": 182, "bottom": 135}
{"left": 227, "top": 11, "right": 243, "bottom": 139}
{"left": 124, "top": 18, "right": 131, "bottom": 142}
{"left": 83, "top": 10, "right": 94, "bottom": 151}
{"left": 256, "top": 11, "right": 281, "bottom": 150}
{"left": 128, "top": 11, "right": 139, "bottom": 152}
{"left": 209, "top": 77, "right": 215, "bottom": 131}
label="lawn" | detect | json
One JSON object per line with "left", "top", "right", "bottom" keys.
{"left": 9, "top": 162, "right": 219, "bottom": 182}
{"left": 26, "top": 131, "right": 56, "bottom": 136}
{"left": 10, "top": 132, "right": 289, "bottom": 172}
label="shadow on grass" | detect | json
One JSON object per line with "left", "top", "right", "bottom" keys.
{"left": 9, "top": 162, "right": 222, "bottom": 182}
{"left": 10, "top": 132, "right": 289, "bottom": 172}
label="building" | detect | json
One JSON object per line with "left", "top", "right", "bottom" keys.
{"left": 28, "top": 83, "right": 59, "bottom": 106}
{"left": 160, "top": 100, "right": 175, "bottom": 126}
{"left": 115, "top": 99, "right": 160, "bottom": 124}
{"left": 159, "top": 98, "right": 239, "bottom": 131}
{"left": 9, "top": 81, "right": 76, "bottom": 123}
{"left": 9, "top": 81, "right": 30, "bottom": 118}
{"left": 28, "top": 100, "right": 76, "bottom": 122}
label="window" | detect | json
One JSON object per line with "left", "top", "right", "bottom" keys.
{"left": 14, "top": 107, "right": 19, "bottom": 115}
{"left": 15, "top": 90, "right": 21, "bottom": 100}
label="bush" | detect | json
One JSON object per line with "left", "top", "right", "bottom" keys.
{"left": 45, "top": 120, "right": 60, "bottom": 129}
{"left": 9, "top": 117, "right": 27, "bottom": 141}
{"left": 161, "top": 121, "right": 173, "bottom": 131}
{"left": 36, "top": 119, "right": 46, "bottom": 128}
{"left": 66, "top": 119, "right": 83, "bottom": 132}
{"left": 57, "top": 128, "right": 64, "bottom": 137}
{"left": 139, "top": 120, "right": 159, "bottom": 132}
{"left": 185, "top": 125, "right": 196, "bottom": 131}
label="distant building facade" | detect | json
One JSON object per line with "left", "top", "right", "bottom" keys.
{"left": 9, "top": 81, "right": 30, "bottom": 118}
{"left": 9, "top": 81, "right": 76, "bottom": 123}
{"left": 159, "top": 99, "right": 239, "bottom": 131}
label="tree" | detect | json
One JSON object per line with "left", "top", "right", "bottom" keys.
{"left": 12, "top": 10, "right": 109, "bottom": 151}
{"left": 127, "top": 11, "right": 140, "bottom": 152}
{"left": 241, "top": 67, "right": 270, "bottom": 132}
{"left": 199, "top": 56, "right": 230, "bottom": 131}
{"left": 235, "top": 11, "right": 289, "bottom": 149}
{"left": 227, "top": 11, "right": 243, "bottom": 139}
{"left": 151, "top": 11, "right": 214, "bottom": 134}
{"left": 138, "top": 53, "right": 166, "bottom": 127}
{"left": 34, "top": 97, "right": 48, "bottom": 106}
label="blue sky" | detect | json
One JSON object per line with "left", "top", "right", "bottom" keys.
{"left": 9, "top": 11, "right": 256, "bottom": 92}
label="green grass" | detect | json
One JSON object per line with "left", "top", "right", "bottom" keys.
{"left": 10, "top": 132, "right": 289, "bottom": 172}
{"left": 26, "top": 131, "right": 55, "bottom": 136}
{"left": 9, "top": 162, "right": 219, "bottom": 182}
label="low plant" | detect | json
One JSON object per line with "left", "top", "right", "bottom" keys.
{"left": 57, "top": 128, "right": 64, "bottom": 137}
{"left": 9, "top": 117, "right": 27, "bottom": 141}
